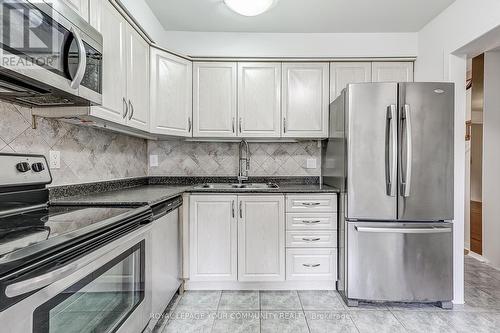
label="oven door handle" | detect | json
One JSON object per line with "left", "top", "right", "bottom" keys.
{"left": 5, "top": 254, "right": 95, "bottom": 298}
{"left": 69, "top": 27, "right": 87, "bottom": 89}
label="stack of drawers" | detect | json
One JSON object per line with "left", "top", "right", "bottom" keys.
{"left": 285, "top": 194, "right": 337, "bottom": 281}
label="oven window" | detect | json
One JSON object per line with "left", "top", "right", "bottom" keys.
{"left": 33, "top": 241, "right": 145, "bottom": 333}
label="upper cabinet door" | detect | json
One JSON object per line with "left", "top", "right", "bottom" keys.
{"left": 90, "top": 0, "right": 127, "bottom": 123}
{"left": 372, "top": 62, "right": 414, "bottom": 83}
{"left": 193, "top": 62, "right": 237, "bottom": 138}
{"left": 125, "top": 26, "right": 150, "bottom": 131}
{"left": 63, "top": 0, "right": 89, "bottom": 21}
{"left": 238, "top": 63, "right": 281, "bottom": 138}
{"left": 330, "top": 62, "right": 372, "bottom": 102}
{"left": 282, "top": 63, "right": 329, "bottom": 138}
{"left": 150, "top": 48, "right": 192, "bottom": 137}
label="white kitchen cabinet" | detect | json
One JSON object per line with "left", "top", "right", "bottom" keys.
{"left": 89, "top": 0, "right": 149, "bottom": 131}
{"left": 238, "top": 196, "right": 285, "bottom": 282}
{"left": 372, "top": 62, "right": 414, "bottom": 82}
{"left": 238, "top": 63, "right": 281, "bottom": 137}
{"left": 125, "top": 25, "right": 149, "bottom": 131}
{"left": 282, "top": 63, "right": 329, "bottom": 138}
{"left": 150, "top": 48, "right": 192, "bottom": 137}
{"left": 330, "top": 62, "right": 372, "bottom": 102}
{"left": 193, "top": 62, "right": 237, "bottom": 137}
{"left": 286, "top": 248, "right": 337, "bottom": 281}
{"left": 63, "top": 0, "right": 89, "bottom": 21}
{"left": 89, "top": 0, "right": 127, "bottom": 123}
{"left": 189, "top": 195, "right": 237, "bottom": 281}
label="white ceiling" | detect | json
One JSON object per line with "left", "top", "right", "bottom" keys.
{"left": 145, "top": 0, "right": 455, "bottom": 33}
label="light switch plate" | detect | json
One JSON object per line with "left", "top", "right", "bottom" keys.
{"left": 49, "top": 150, "right": 60, "bottom": 169}
{"left": 306, "top": 158, "right": 317, "bottom": 169}
{"left": 150, "top": 154, "right": 158, "bottom": 167}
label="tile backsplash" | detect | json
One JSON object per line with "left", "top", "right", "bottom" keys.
{"left": 148, "top": 140, "right": 321, "bottom": 177}
{"left": 0, "top": 101, "right": 321, "bottom": 186}
{"left": 0, "top": 102, "right": 148, "bottom": 186}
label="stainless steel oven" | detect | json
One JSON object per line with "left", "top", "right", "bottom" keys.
{"left": 0, "top": 224, "right": 152, "bottom": 333}
{"left": 0, "top": 0, "right": 102, "bottom": 106}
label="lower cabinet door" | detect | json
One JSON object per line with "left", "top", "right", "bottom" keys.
{"left": 286, "top": 248, "right": 337, "bottom": 281}
{"left": 238, "top": 195, "right": 285, "bottom": 281}
{"left": 189, "top": 195, "right": 237, "bottom": 281}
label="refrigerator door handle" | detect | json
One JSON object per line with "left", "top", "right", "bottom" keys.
{"left": 401, "top": 104, "right": 413, "bottom": 197}
{"left": 355, "top": 226, "right": 451, "bottom": 234}
{"left": 385, "top": 105, "right": 397, "bottom": 196}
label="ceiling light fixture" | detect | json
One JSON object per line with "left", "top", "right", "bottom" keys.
{"left": 224, "top": 0, "right": 278, "bottom": 17}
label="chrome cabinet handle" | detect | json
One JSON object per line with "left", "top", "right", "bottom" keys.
{"left": 401, "top": 104, "right": 413, "bottom": 197}
{"left": 232, "top": 117, "right": 235, "bottom": 133}
{"left": 302, "top": 202, "right": 320, "bottom": 206}
{"left": 69, "top": 27, "right": 87, "bottom": 89}
{"left": 302, "top": 237, "right": 321, "bottom": 242}
{"left": 302, "top": 220, "right": 321, "bottom": 224}
{"left": 239, "top": 200, "right": 243, "bottom": 218}
{"left": 232, "top": 200, "right": 235, "bottom": 218}
{"left": 385, "top": 105, "right": 397, "bottom": 197}
{"left": 302, "top": 263, "right": 321, "bottom": 268}
{"left": 239, "top": 117, "right": 242, "bottom": 133}
{"left": 188, "top": 117, "right": 192, "bottom": 133}
{"left": 128, "top": 100, "right": 134, "bottom": 120}
{"left": 283, "top": 117, "right": 287, "bottom": 133}
{"left": 122, "top": 97, "right": 128, "bottom": 119}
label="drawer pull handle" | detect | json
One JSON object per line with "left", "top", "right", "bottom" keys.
{"left": 303, "top": 263, "right": 321, "bottom": 268}
{"left": 302, "top": 220, "right": 321, "bottom": 224}
{"left": 302, "top": 202, "right": 321, "bottom": 206}
{"left": 302, "top": 237, "right": 321, "bottom": 242}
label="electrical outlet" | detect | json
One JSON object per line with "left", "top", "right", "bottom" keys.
{"left": 306, "top": 158, "right": 317, "bottom": 169}
{"left": 150, "top": 154, "right": 158, "bottom": 167}
{"left": 49, "top": 150, "right": 60, "bottom": 169}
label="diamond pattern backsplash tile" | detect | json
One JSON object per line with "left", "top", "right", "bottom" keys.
{"left": 148, "top": 140, "right": 321, "bottom": 177}
{"left": 0, "top": 101, "right": 148, "bottom": 186}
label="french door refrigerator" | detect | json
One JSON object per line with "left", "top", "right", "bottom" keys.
{"left": 322, "top": 82, "right": 454, "bottom": 308}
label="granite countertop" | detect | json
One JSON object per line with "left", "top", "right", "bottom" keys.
{"left": 52, "top": 182, "right": 339, "bottom": 206}
{"left": 185, "top": 183, "right": 338, "bottom": 194}
{"left": 52, "top": 185, "right": 193, "bottom": 206}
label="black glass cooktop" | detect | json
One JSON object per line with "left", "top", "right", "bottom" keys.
{"left": 0, "top": 206, "right": 134, "bottom": 258}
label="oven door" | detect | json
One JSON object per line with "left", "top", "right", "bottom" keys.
{"left": 0, "top": 226, "right": 152, "bottom": 333}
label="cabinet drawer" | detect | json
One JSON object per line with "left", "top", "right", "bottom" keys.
{"left": 286, "top": 213, "right": 336, "bottom": 230}
{"left": 286, "top": 248, "right": 337, "bottom": 281}
{"left": 286, "top": 231, "right": 337, "bottom": 248}
{"left": 286, "top": 195, "right": 337, "bottom": 213}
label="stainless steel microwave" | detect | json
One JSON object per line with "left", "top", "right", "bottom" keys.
{"left": 0, "top": 0, "right": 102, "bottom": 107}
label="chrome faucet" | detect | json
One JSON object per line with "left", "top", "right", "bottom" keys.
{"left": 238, "top": 139, "right": 250, "bottom": 184}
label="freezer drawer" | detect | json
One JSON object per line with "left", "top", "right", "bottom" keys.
{"left": 346, "top": 221, "right": 453, "bottom": 303}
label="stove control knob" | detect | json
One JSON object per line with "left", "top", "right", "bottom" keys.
{"left": 32, "top": 162, "right": 45, "bottom": 173}
{"left": 16, "top": 162, "right": 31, "bottom": 173}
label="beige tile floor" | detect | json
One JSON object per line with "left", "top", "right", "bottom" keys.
{"left": 153, "top": 256, "right": 500, "bottom": 333}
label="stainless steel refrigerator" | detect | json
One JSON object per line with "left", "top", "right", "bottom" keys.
{"left": 322, "top": 82, "right": 454, "bottom": 308}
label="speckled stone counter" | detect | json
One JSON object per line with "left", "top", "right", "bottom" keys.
{"left": 50, "top": 176, "right": 339, "bottom": 206}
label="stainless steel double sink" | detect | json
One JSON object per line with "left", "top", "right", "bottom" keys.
{"left": 193, "top": 183, "right": 279, "bottom": 190}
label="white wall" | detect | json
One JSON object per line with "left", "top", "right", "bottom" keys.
{"left": 416, "top": 0, "right": 500, "bottom": 304}
{"left": 160, "top": 31, "right": 417, "bottom": 58}
{"left": 117, "top": 0, "right": 168, "bottom": 45}
{"left": 482, "top": 51, "right": 500, "bottom": 270}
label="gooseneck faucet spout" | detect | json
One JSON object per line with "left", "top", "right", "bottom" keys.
{"left": 238, "top": 140, "right": 250, "bottom": 184}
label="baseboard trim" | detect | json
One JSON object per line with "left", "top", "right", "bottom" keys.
{"left": 467, "top": 252, "right": 488, "bottom": 262}
{"left": 185, "top": 280, "right": 337, "bottom": 290}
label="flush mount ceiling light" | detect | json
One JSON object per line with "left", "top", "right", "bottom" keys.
{"left": 224, "top": 0, "right": 278, "bottom": 16}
